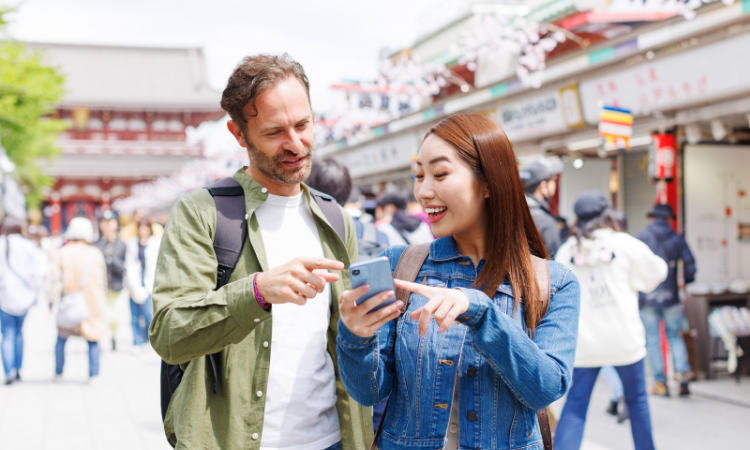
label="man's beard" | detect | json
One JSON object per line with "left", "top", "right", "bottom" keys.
{"left": 243, "top": 132, "right": 313, "bottom": 185}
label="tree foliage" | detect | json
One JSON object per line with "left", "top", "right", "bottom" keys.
{"left": 0, "top": 7, "right": 66, "bottom": 207}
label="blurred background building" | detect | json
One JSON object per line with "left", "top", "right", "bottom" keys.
{"left": 28, "top": 43, "right": 223, "bottom": 234}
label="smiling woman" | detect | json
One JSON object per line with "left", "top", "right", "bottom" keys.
{"left": 337, "top": 112, "right": 581, "bottom": 450}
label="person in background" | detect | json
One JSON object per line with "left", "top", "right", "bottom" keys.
{"left": 125, "top": 217, "right": 160, "bottom": 352}
{"left": 554, "top": 191, "right": 668, "bottom": 450}
{"left": 519, "top": 156, "right": 565, "bottom": 256}
{"left": 307, "top": 157, "right": 390, "bottom": 263}
{"left": 375, "top": 190, "right": 434, "bottom": 246}
{"left": 636, "top": 204, "right": 696, "bottom": 397}
{"left": 119, "top": 209, "right": 163, "bottom": 243}
{"left": 28, "top": 225, "right": 55, "bottom": 310}
{"left": 53, "top": 217, "right": 107, "bottom": 384}
{"left": 94, "top": 210, "right": 127, "bottom": 351}
{"left": 601, "top": 208, "right": 628, "bottom": 423}
{"left": 0, "top": 217, "right": 43, "bottom": 385}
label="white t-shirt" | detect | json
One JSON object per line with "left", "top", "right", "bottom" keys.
{"left": 254, "top": 192, "right": 340, "bottom": 450}
{"left": 555, "top": 229, "right": 668, "bottom": 367}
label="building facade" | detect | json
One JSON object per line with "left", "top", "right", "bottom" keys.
{"left": 28, "top": 43, "right": 224, "bottom": 235}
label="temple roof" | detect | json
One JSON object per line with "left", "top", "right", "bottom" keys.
{"left": 26, "top": 42, "right": 223, "bottom": 112}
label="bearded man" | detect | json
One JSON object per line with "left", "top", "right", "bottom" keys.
{"left": 150, "top": 54, "right": 372, "bottom": 450}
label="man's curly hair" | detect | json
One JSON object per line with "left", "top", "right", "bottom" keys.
{"left": 220, "top": 54, "right": 311, "bottom": 132}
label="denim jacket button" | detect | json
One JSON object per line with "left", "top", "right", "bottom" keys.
{"left": 467, "top": 411, "right": 477, "bottom": 422}
{"left": 467, "top": 366, "right": 477, "bottom": 377}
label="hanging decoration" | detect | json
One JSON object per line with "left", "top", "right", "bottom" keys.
{"left": 598, "top": 105, "right": 633, "bottom": 149}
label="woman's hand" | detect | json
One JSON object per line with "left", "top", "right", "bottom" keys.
{"left": 339, "top": 285, "right": 403, "bottom": 338}
{"left": 393, "top": 279, "right": 470, "bottom": 336}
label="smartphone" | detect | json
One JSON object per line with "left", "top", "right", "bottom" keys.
{"left": 349, "top": 256, "right": 396, "bottom": 314}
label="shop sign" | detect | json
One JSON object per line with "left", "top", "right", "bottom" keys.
{"left": 579, "top": 31, "right": 750, "bottom": 124}
{"left": 649, "top": 133, "right": 677, "bottom": 180}
{"left": 495, "top": 84, "right": 584, "bottom": 142}
{"left": 336, "top": 131, "right": 421, "bottom": 179}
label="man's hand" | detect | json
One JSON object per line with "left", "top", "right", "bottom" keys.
{"left": 255, "top": 257, "right": 343, "bottom": 306}
{"left": 394, "top": 279, "right": 470, "bottom": 336}
{"left": 339, "top": 285, "right": 402, "bottom": 338}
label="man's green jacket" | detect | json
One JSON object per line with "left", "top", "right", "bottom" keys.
{"left": 149, "top": 168, "right": 373, "bottom": 449}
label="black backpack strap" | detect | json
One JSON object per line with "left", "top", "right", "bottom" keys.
{"left": 207, "top": 177, "right": 248, "bottom": 289}
{"left": 308, "top": 188, "right": 346, "bottom": 244}
{"left": 160, "top": 177, "right": 249, "bottom": 426}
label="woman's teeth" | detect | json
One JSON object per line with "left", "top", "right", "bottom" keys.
{"left": 425, "top": 207, "right": 447, "bottom": 217}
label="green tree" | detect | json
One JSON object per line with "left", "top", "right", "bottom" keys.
{"left": 0, "top": 7, "right": 66, "bottom": 207}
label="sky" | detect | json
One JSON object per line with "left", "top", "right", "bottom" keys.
{"left": 5, "top": 0, "right": 450, "bottom": 110}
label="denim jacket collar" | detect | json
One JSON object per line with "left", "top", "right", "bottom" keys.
{"left": 430, "top": 236, "right": 466, "bottom": 262}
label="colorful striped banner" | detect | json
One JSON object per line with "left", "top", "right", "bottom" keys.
{"left": 599, "top": 105, "right": 633, "bottom": 149}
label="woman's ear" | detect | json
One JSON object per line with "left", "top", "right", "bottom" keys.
{"left": 482, "top": 181, "right": 490, "bottom": 199}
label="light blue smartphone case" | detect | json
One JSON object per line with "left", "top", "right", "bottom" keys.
{"left": 349, "top": 256, "right": 396, "bottom": 314}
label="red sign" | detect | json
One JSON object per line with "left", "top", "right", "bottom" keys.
{"left": 649, "top": 133, "right": 677, "bottom": 180}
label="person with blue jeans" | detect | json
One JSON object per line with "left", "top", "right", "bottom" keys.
{"left": 555, "top": 191, "right": 668, "bottom": 450}
{"left": 55, "top": 336, "right": 99, "bottom": 378}
{"left": 0, "top": 218, "right": 44, "bottom": 385}
{"left": 636, "top": 203, "right": 696, "bottom": 397}
{"left": 337, "top": 113, "right": 581, "bottom": 450}
{"left": 53, "top": 217, "right": 108, "bottom": 383}
{"left": 125, "top": 218, "right": 160, "bottom": 350}
{"left": 1, "top": 310, "right": 27, "bottom": 384}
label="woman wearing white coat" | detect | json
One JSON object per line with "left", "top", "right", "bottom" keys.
{"left": 553, "top": 191, "right": 668, "bottom": 450}
{"left": 125, "top": 218, "right": 160, "bottom": 350}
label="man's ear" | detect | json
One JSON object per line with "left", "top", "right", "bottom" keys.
{"left": 227, "top": 120, "right": 248, "bottom": 148}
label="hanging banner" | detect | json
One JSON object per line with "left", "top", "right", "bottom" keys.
{"left": 599, "top": 105, "right": 633, "bottom": 149}
{"left": 649, "top": 133, "right": 677, "bottom": 181}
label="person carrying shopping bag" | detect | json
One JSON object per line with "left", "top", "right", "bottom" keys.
{"left": 337, "top": 113, "right": 581, "bottom": 450}
{"left": 554, "top": 191, "right": 668, "bottom": 450}
{"left": 53, "top": 217, "right": 107, "bottom": 383}
{"left": 0, "top": 217, "right": 44, "bottom": 385}
{"left": 125, "top": 218, "right": 160, "bottom": 351}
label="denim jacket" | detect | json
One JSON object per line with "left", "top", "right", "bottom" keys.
{"left": 337, "top": 238, "right": 580, "bottom": 450}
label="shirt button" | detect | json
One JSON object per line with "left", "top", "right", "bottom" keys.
{"left": 256, "top": 391, "right": 263, "bottom": 397}
{"left": 449, "top": 423, "right": 458, "bottom": 433}
{"left": 254, "top": 318, "right": 260, "bottom": 323}
{"left": 467, "top": 411, "right": 477, "bottom": 422}
{"left": 467, "top": 366, "right": 477, "bottom": 377}
{"left": 261, "top": 188, "right": 268, "bottom": 193}
{"left": 252, "top": 433, "right": 258, "bottom": 440}
{"left": 263, "top": 341, "right": 269, "bottom": 348}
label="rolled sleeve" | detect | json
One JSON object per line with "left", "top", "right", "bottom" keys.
{"left": 225, "top": 274, "right": 272, "bottom": 330}
{"left": 456, "top": 287, "right": 489, "bottom": 328}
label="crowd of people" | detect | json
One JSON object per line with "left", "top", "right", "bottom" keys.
{"left": 0, "top": 52, "right": 701, "bottom": 450}
{"left": 0, "top": 209, "right": 164, "bottom": 385}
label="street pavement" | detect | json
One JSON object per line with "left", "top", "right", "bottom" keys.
{"left": 1, "top": 301, "right": 749, "bottom": 450}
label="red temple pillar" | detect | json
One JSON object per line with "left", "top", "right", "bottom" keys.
{"left": 50, "top": 191, "right": 62, "bottom": 236}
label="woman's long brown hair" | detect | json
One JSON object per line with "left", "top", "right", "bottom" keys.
{"left": 425, "top": 113, "right": 549, "bottom": 335}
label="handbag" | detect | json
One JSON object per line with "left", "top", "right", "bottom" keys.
{"left": 371, "top": 244, "right": 553, "bottom": 450}
{"left": 57, "top": 249, "right": 94, "bottom": 329}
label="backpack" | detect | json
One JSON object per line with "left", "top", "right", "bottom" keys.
{"left": 159, "top": 177, "right": 347, "bottom": 424}
{"left": 355, "top": 219, "right": 390, "bottom": 261}
{"left": 371, "top": 243, "right": 553, "bottom": 450}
